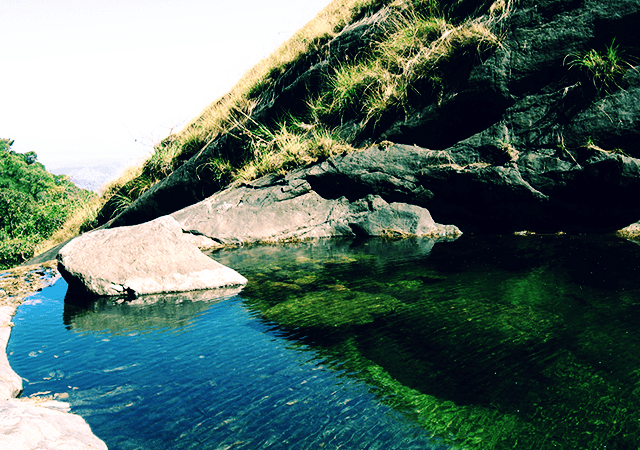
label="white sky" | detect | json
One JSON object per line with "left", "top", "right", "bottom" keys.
{"left": 0, "top": 0, "right": 333, "bottom": 170}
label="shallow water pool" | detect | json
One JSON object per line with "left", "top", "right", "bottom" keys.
{"left": 8, "top": 234, "right": 640, "bottom": 449}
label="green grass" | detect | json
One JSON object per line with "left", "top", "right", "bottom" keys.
{"left": 232, "top": 121, "right": 353, "bottom": 183}
{"left": 311, "top": 0, "right": 508, "bottom": 121}
{"left": 565, "top": 38, "right": 637, "bottom": 94}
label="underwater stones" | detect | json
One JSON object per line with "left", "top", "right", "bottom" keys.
{"left": 264, "top": 290, "right": 403, "bottom": 329}
{"left": 58, "top": 216, "right": 247, "bottom": 297}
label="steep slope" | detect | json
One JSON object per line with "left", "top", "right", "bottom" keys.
{"left": 98, "top": 0, "right": 640, "bottom": 233}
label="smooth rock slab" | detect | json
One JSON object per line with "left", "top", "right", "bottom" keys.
{"left": 58, "top": 216, "right": 247, "bottom": 297}
{"left": 171, "top": 176, "right": 461, "bottom": 245}
{"left": 348, "top": 195, "right": 458, "bottom": 237}
{"left": 0, "top": 398, "right": 108, "bottom": 450}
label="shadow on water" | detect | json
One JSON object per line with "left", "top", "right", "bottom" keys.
{"left": 212, "top": 234, "right": 640, "bottom": 450}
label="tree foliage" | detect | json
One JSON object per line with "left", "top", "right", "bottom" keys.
{"left": 0, "top": 138, "right": 96, "bottom": 269}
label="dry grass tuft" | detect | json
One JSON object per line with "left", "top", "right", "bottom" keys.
{"left": 233, "top": 123, "right": 354, "bottom": 183}
{"left": 313, "top": 0, "right": 507, "bottom": 121}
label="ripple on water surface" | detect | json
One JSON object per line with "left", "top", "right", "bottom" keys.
{"left": 9, "top": 234, "right": 640, "bottom": 449}
{"left": 8, "top": 258, "right": 447, "bottom": 450}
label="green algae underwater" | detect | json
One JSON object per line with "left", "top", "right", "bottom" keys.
{"left": 213, "top": 234, "right": 640, "bottom": 450}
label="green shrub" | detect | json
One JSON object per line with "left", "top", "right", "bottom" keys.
{"left": 565, "top": 38, "right": 636, "bottom": 94}
{"left": 0, "top": 139, "right": 96, "bottom": 269}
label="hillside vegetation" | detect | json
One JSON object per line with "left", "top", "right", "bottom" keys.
{"left": 44, "top": 0, "right": 640, "bottom": 243}
{"left": 0, "top": 139, "right": 96, "bottom": 269}
{"left": 45, "top": 0, "right": 509, "bottom": 244}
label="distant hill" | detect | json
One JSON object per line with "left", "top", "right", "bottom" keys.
{"left": 49, "top": 161, "right": 131, "bottom": 192}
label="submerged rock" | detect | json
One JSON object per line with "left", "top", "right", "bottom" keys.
{"left": 58, "top": 216, "right": 247, "bottom": 297}
{"left": 617, "top": 222, "right": 640, "bottom": 242}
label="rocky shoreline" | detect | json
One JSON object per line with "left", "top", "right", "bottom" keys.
{"left": 0, "top": 261, "right": 108, "bottom": 450}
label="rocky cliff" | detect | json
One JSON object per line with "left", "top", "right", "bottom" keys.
{"left": 105, "top": 0, "right": 640, "bottom": 234}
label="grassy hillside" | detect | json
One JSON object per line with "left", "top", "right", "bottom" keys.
{"left": 0, "top": 139, "right": 96, "bottom": 269}
{"left": 45, "top": 0, "right": 512, "bottom": 248}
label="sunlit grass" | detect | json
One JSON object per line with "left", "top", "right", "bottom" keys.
{"left": 71, "top": 0, "right": 388, "bottom": 233}
{"left": 232, "top": 122, "right": 354, "bottom": 183}
{"left": 565, "top": 38, "right": 637, "bottom": 94}
{"left": 166, "top": 0, "right": 391, "bottom": 162}
{"left": 314, "top": 6, "right": 503, "bottom": 121}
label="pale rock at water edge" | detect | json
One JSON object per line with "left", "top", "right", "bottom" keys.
{"left": 0, "top": 398, "right": 108, "bottom": 450}
{"left": 0, "top": 306, "right": 23, "bottom": 400}
{"left": 58, "top": 215, "right": 247, "bottom": 297}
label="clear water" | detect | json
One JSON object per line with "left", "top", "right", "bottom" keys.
{"left": 7, "top": 234, "right": 640, "bottom": 449}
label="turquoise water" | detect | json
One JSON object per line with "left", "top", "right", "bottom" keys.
{"left": 8, "top": 234, "right": 640, "bottom": 449}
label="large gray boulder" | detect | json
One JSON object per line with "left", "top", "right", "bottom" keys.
{"left": 171, "top": 176, "right": 461, "bottom": 245}
{"left": 58, "top": 216, "right": 247, "bottom": 297}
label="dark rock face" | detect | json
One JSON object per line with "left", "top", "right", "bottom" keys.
{"left": 109, "top": 0, "right": 640, "bottom": 233}
{"left": 183, "top": 143, "right": 635, "bottom": 234}
{"left": 303, "top": 143, "right": 640, "bottom": 232}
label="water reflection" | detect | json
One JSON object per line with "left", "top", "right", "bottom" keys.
{"left": 9, "top": 243, "right": 449, "bottom": 450}
{"left": 63, "top": 287, "right": 243, "bottom": 335}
